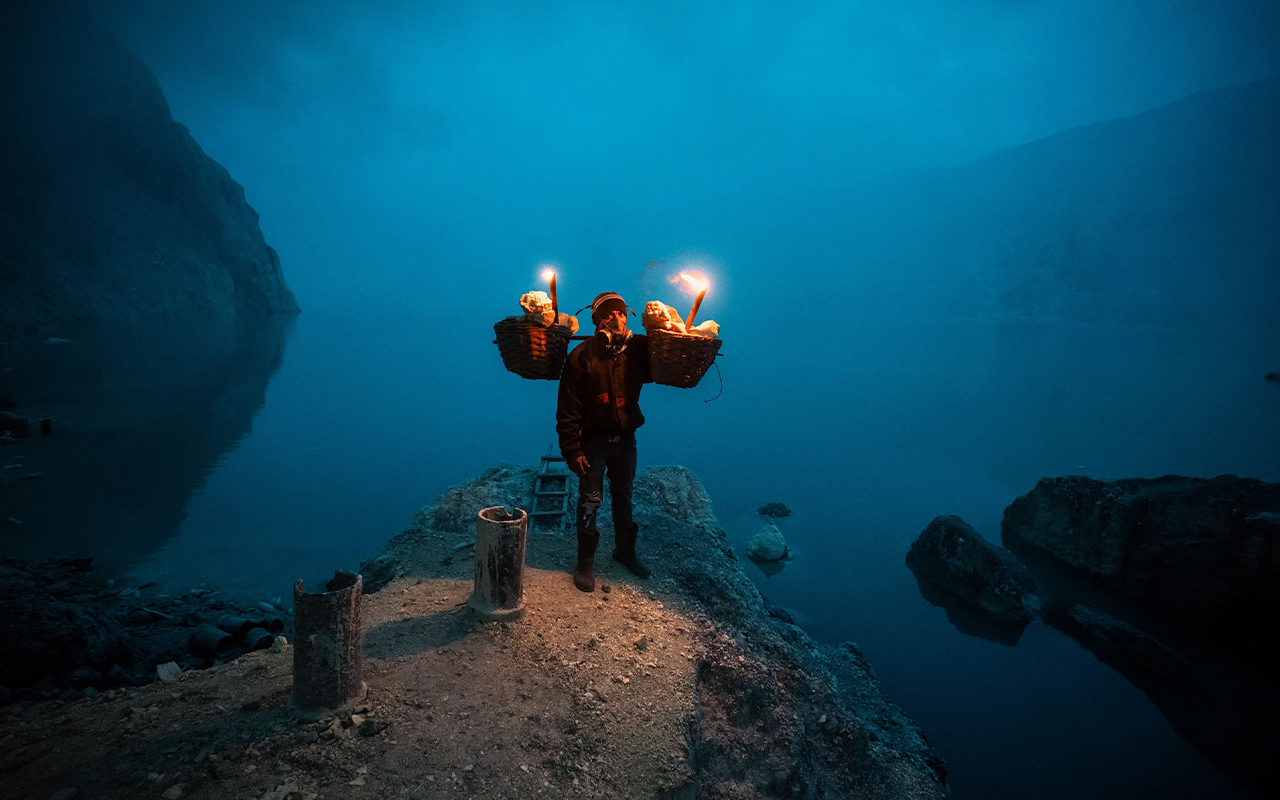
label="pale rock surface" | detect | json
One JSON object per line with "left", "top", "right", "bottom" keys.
{"left": 747, "top": 520, "right": 788, "bottom": 561}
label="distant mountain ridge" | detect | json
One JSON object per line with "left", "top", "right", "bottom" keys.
{"left": 0, "top": 1, "right": 298, "bottom": 338}
{"left": 825, "top": 78, "right": 1280, "bottom": 326}
{"left": 945, "top": 78, "right": 1279, "bottom": 324}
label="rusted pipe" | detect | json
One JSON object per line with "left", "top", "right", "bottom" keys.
{"left": 292, "top": 570, "right": 365, "bottom": 716}
{"left": 468, "top": 506, "right": 528, "bottom": 620}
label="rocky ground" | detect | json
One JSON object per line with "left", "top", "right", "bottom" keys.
{"left": 0, "top": 555, "right": 290, "bottom": 706}
{"left": 0, "top": 464, "right": 948, "bottom": 800}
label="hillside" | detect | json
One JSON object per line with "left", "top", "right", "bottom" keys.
{"left": 0, "top": 1, "right": 298, "bottom": 339}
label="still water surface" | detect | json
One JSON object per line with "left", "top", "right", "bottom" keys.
{"left": 2, "top": 305, "right": 1276, "bottom": 799}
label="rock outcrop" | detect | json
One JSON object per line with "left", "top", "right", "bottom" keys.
{"left": 1002, "top": 475, "right": 1280, "bottom": 679}
{"left": 364, "top": 463, "right": 949, "bottom": 799}
{"left": 0, "top": 2, "right": 298, "bottom": 339}
{"left": 906, "top": 515, "right": 1040, "bottom": 625}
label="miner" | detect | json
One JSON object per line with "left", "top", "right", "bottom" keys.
{"left": 556, "top": 291, "right": 652, "bottom": 592}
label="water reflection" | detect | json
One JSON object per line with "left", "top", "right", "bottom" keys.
{"left": 0, "top": 313, "right": 293, "bottom": 575}
{"left": 1005, "top": 541, "right": 1280, "bottom": 798}
{"left": 750, "top": 556, "right": 787, "bottom": 578}
{"left": 911, "top": 573, "right": 1028, "bottom": 647}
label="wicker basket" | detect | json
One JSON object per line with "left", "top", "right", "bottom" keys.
{"left": 648, "top": 329, "right": 723, "bottom": 388}
{"left": 494, "top": 317, "right": 573, "bottom": 380}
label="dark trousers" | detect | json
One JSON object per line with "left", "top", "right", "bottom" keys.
{"left": 576, "top": 433, "right": 637, "bottom": 536}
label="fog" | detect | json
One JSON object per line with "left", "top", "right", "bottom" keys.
{"left": 91, "top": 0, "right": 1280, "bottom": 310}
{"left": 11, "top": 3, "right": 1276, "bottom": 797}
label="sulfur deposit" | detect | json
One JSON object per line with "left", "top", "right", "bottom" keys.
{"left": 642, "top": 301, "right": 719, "bottom": 338}
{"left": 516, "top": 291, "right": 579, "bottom": 332}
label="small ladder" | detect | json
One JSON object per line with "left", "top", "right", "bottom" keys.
{"left": 530, "top": 451, "right": 572, "bottom": 531}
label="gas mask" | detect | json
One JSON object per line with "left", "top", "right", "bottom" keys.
{"left": 595, "top": 327, "right": 632, "bottom": 355}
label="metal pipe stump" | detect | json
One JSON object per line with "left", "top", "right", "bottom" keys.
{"left": 468, "top": 506, "right": 528, "bottom": 620}
{"left": 293, "top": 570, "right": 366, "bottom": 717}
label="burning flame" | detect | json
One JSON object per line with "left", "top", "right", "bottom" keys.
{"left": 671, "top": 271, "right": 709, "bottom": 295}
{"left": 540, "top": 267, "right": 556, "bottom": 281}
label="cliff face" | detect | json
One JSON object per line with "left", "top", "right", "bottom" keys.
{"left": 0, "top": 2, "right": 298, "bottom": 338}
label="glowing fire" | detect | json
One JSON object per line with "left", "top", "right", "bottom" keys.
{"left": 540, "top": 265, "right": 558, "bottom": 318}
{"left": 671, "top": 271, "right": 709, "bottom": 295}
{"left": 670, "top": 270, "right": 710, "bottom": 329}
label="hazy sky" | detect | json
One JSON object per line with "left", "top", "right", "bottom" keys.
{"left": 88, "top": 0, "right": 1280, "bottom": 309}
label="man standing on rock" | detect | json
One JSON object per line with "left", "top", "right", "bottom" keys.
{"left": 556, "top": 291, "right": 652, "bottom": 592}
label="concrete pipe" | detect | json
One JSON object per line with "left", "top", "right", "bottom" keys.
{"left": 216, "top": 614, "right": 285, "bottom": 636}
{"left": 243, "top": 627, "right": 275, "bottom": 651}
{"left": 188, "top": 624, "right": 234, "bottom": 658}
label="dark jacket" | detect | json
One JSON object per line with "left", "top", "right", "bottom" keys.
{"left": 556, "top": 333, "right": 651, "bottom": 462}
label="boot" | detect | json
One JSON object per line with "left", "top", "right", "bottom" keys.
{"left": 574, "top": 529, "right": 600, "bottom": 592}
{"left": 612, "top": 522, "right": 651, "bottom": 579}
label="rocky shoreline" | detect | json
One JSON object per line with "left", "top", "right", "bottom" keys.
{"left": 0, "top": 555, "right": 293, "bottom": 707}
{"left": 906, "top": 473, "right": 1280, "bottom": 799}
{"left": 0, "top": 463, "right": 949, "bottom": 800}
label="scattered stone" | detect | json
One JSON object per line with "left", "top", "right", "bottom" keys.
{"left": 746, "top": 520, "right": 788, "bottom": 562}
{"left": 633, "top": 635, "right": 649, "bottom": 652}
{"left": 156, "top": 662, "right": 182, "bottom": 684}
{"left": 160, "top": 784, "right": 184, "bottom": 799}
{"left": 757, "top": 502, "right": 792, "bottom": 518}
{"left": 295, "top": 730, "right": 319, "bottom": 745}
{"left": 240, "top": 696, "right": 261, "bottom": 712}
{"left": 0, "top": 411, "right": 30, "bottom": 434}
{"left": 358, "top": 718, "right": 386, "bottom": 737}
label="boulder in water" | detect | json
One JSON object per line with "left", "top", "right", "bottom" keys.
{"left": 906, "top": 515, "right": 1040, "bottom": 624}
{"left": 747, "top": 520, "right": 788, "bottom": 562}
